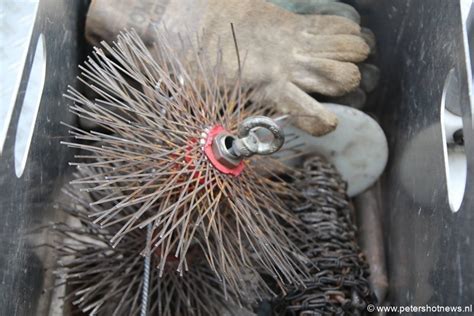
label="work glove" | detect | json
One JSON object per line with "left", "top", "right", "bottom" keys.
{"left": 85, "top": 0, "right": 370, "bottom": 135}
{"left": 269, "top": 0, "right": 380, "bottom": 109}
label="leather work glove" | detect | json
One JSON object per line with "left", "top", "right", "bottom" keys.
{"left": 269, "top": 0, "right": 380, "bottom": 109}
{"left": 85, "top": 0, "right": 370, "bottom": 136}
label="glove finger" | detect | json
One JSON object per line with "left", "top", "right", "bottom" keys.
{"left": 292, "top": 56, "right": 362, "bottom": 96}
{"left": 267, "top": 0, "right": 340, "bottom": 14}
{"left": 329, "top": 88, "right": 367, "bottom": 109}
{"left": 298, "top": 34, "right": 370, "bottom": 62}
{"left": 361, "top": 27, "right": 377, "bottom": 55}
{"left": 359, "top": 63, "right": 380, "bottom": 93}
{"left": 306, "top": 14, "right": 361, "bottom": 35}
{"left": 302, "top": 2, "right": 360, "bottom": 24}
{"left": 256, "top": 81, "right": 338, "bottom": 136}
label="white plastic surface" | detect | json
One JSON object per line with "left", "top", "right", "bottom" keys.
{"left": 282, "top": 103, "right": 388, "bottom": 196}
{"left": 441, "top": 101, "right": 467, "bottom": 212}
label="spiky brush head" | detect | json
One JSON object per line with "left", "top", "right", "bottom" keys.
{"left": 52, "top": 188, "right": 248, "bottom": 316}
{"left": 63, "top": 31, "right": 308, "bottom": 295}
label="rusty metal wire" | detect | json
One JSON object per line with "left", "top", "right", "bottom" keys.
{"left": 61, "top": 30, "right": 310, "bottom": 298}
{"left": 268, "top": 156, "right": 375, "bottom": 315}
{"left": 50, "top": 157, "right": 372, "bottom": 315}
{"left": 51, "top": 186, "right": 252, "bottom": 315}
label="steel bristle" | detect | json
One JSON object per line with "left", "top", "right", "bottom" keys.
{"left": 62, "top": 29, "right": 309, "bottom": 306}
{"left": 51, "top": 193, "right": 240, "bottom": 315}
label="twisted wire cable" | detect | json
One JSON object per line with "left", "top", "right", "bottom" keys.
{"left": 140, "top": 223, "right": 152, "bottom": 316}
{"left": 269, "top": 156, "right": 375, "bottom": 315}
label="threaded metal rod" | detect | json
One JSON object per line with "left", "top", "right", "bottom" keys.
{"left": 140, "top": 224, "right": 152, "bottom": 316}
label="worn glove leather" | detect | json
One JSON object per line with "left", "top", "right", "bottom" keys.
{"left": 86, "top": 0, "right": 370, "bottom": 135}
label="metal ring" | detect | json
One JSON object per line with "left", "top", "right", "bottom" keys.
{"left": 235, "top": 116, "right": 285, "bottom": 156}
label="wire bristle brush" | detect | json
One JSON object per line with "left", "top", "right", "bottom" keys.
{"left": 267, "top": 156, "right": 374, "bottom": 315}
{"left": 62, "top": 30, "right": 308, "bottom": 295}
{"left": 52, "top": 187, "right": 255, "bottom": 316}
